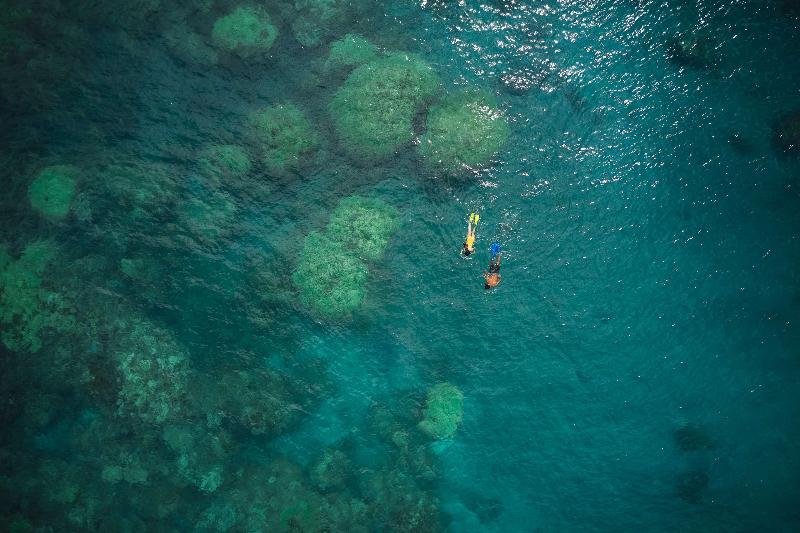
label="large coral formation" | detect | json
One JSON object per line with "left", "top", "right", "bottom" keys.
{"left": 325, "top": 34, "right": 379, "bottom": 72}
{"left": 418, "top": 382, "right": 464, "bottom": 439}
{"left": 293, "top": 231, "right": 370, "bottom": 316}
{"left": 211, "top": 6, "right": 278, "bottom": 60}
{"left": 291, "top": 0, "right": 350, "bottom": 48}
{"left": 195, "top": 457, "right": 368, "bottom": 532}
{"left": 292, "top": 195, "right": 399, "bottom": 316}
{"left": 112, "top": 318, "right": 189, "bottom": 425}
{"left": 330, "top": 53, "right": 440, "bottom": 161}
{"left": 188, "top": 363, "right": 328, "bottom": 438}
{"left": 0, "top": 241, "right": 75, "bottom": 353}
{"left": 28, "top": 165, "right": 78, "bottom": 219}
{"left": 418, "top": 90, "right": 509, "bottom": 173}
{"left": 326, "top": 196, "right": 399, "bottom": 261}
{"left": 249, "top": 104, "right": 319, "bottom": 175}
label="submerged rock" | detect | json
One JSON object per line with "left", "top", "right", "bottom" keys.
{"left": 773, "top": 110, "right": 800, "bottom": 154}
{"left": 673, "top": 423, "right": 716, "bottom": 452}
{"left": 666, "top": 32, "right": 718, "bottom": 69}
{"left": 727, "top": 132, "right": 754, "bottom": 155}
{"left": 675, "top": 468, "right": 709, "bottom": 504}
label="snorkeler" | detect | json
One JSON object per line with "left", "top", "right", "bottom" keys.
{"left": 484, "top": 242, "right": 502, "bottom": 289}
{"left": 462, "top": 213, "right": 479, "bottom": 256}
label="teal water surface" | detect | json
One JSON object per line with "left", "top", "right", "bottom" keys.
{"left": 1, "top": 0, "right": 799, "bottom": 531}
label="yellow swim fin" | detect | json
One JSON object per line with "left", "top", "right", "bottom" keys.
{"left": 474, "top": 213, "right": 480, "bottom": 224}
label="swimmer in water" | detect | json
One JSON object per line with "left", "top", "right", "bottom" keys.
{"left": 484, "top": 247, "right": 501, "bottom": 289}
{"left": 462, "top": 213, "right": 479, "bottom": 256}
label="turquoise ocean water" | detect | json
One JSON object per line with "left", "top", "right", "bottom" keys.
{"left": 2, "top": 0, "right": 799, "bottom": 531}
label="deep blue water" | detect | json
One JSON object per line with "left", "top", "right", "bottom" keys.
{"left": 1, "top": 0, "right": 800, "bottom": 531}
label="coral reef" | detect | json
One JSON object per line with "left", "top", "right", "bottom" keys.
{"left": 418, "top": 90, "right": 509, "bottom": 173}
{"left": 92, "top": 161, "right": 180, "bottom": 233}
{"left": 291, "top": 0, "right": 352, "bottom": 48}
{"left": 28, "top": 165, "right": 78, "bottom": 219}
{"left": 292, "top": 231, "right": 370, "bottom": 316}
{"left": 325, "top": 195, "right": 399, "bottom": 261}
{"left": 178, "top": 187, "right": 238, "bottom": 243}
{"left": 362, "top": 467, "right": 441, "bottom": 532}
{"left": 189, "top": 363, "right": 328, "bottom": 438}
{"left": 292, "top": 194, "right": 399, "bottom": 316}
{"left": 248, "top": 104, "right": 319, "bottom": 175}
{"left": 0, "top": 241, "right": 75, "bottom": 353}
{"left": 310, "top": 448, "right": 351, "bottom": 492}
{"left": 418, "top": 382, "right": 464, "bottom": 439}
{"left": 195, "top": 457, "right": 369, "bottom": 531}
{"left": 197, "top": 144, "right": 252, "bottom": 185}
{"left": 112, "top": 318, "right": 190, "bottom": 425}
{"left": 325, "top": 33, "right": 378, "bottom": 72}
{"left": 329, "top": 53, "right": 440, "bottom": 161}
{"left": 162, "top": 424, "right": 232, "bottom": 493}
{"left": 211, "top": 6, "right": 278, "bottom": 60}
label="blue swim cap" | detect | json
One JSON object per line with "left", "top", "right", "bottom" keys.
{"left": 490, "top": 242, "right": 501, "bottom": 256}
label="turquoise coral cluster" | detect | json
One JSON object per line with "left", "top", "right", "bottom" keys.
{"left": 248, "top": 103, "right": 319, "bottom": 175}
{"left": 418, "top": 91, "right": 510, "bottom": 173}
{"left": 329, "top": 53, "right": 440, "bottom": 161}
{"left": 326, "top": 38, "right": 509, "bottom": 171}
{"left": 292, "top": 195, "right": 399, "bottom": 316}
{"left": 418, "top": 382, "right": 465, "bottom": 439}
{"left": 211, "top": 6, "right": 278, "bottom": 60}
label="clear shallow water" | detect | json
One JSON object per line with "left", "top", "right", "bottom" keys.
{"left": 1, "top": 0, "right": 799, "bottom": 531}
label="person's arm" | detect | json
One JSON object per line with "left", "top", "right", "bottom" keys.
{"left": 496, "top": 253, "right": 502, "bottom": 265}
